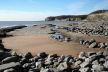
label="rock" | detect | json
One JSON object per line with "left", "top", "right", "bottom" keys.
{"left": 92, "top": 64, "right": 105, "bottom": 71}
{"left": 92, "top": 60, "right": 99, "bottom": 65}
{"left": 79, "top": 67, "right": 91, "bottom": 72}
{"left": 64, "top": 37, "right": 71, "bottom": 42}
{"left": 104, "top": 32, "right": 108, "bottom": 36}
{"left": 57, "top": 62, "right": 69, "bottom": 71}
{"left": 63, "top": 55, "right": 73, "bottom": 63}
{"left": 22, "top": 63, "right": 31, "bottom": 69}
{"left": 80, "top": 61, "right": 91, "bottom": 68}
{"left": 103, "top": 50, "right": 108, "bottom": 56}
{"left": 48, "top": 54, "right": 57, "bottom": 58}
{"left": 37, "top": 52, "right": 47, "bottom": 58}
{"left": 74, "top": 60, "right": 82, "bottom": 66}
{"left": 0, "top": 39, "right": 2, "bottom": 43}
{"left": 98, "top": 43, "right": 105, "bottom": 48}
{"left": 35, "top": 61, "right": 45, "bottom": 69}
{"left": 87, "top": 52, "right": 96, "bottom": 56}
{"left": 0, "top": 50, "right": 5, "bottom": 56}
{"left": 0, "top": 62, "right": 21, "bottom": 71}
{"left": 3, "top": 68, "right": 15, "bottom": 72}
{"left": 40, "top": 68, "right": 54, "bottom": 72}
{"left": 24, "top": 52, "right": 33, "bottom": 59}
{"left": 2, "top": 56, "right": 19, "bottom": 63}
{"left": 104, "top": 61, "right": 108, "bottom": 68}
{"left": 79, "top": 52, "right": 87, "bottom": 59}
{"left": 79, "top": 40, "right": 84, "bottom": 45}
{"left": 89, "top": 39, "right": 96, "bottom": 44}
{"left": 97, "top": 51, "right": 103, "bottom": 55}
{"left": 89, "top": 42, "right": 97, "bottom": 48}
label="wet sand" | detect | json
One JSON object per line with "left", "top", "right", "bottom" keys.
{"left": 2, "top": 34, "right": 103, "bottom": 57}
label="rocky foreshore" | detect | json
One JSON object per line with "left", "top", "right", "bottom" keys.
{"left": 0, "top": 38, "right": 108, "bottom": 72}
{"left": 0, "top": 25, "right": 27, "bottom": 37}
{"left": 0, "top": 23, "right": 108, "bottom": 72}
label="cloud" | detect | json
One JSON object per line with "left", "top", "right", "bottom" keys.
{"left": 0, "top": 10, "right": 61, "bottom": 21}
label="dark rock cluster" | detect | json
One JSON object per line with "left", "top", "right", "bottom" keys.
{"left": 0, "top": 25, "right": 27, "bottom": 37}
{"left": 71, "top": 25, "right": 108, "bottom": 36}
{"left": 79, "top": 39, "right": 108, "bottom": 48}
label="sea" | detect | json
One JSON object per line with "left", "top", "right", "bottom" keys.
{"left": 0, "top": 21, "right": 77, "bottom": 28}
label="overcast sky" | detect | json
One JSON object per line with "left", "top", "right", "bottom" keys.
{"left": 0, "top": 0, "right": 108, "bottom": 21}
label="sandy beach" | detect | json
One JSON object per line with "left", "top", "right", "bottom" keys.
{"left": 2, "top": 24, "right": 104, "bottom": 57}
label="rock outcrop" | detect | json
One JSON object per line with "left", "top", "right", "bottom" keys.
{"left": 87, "top": 10, "right": 108, "bottom": 21}
{"left": 45, "top": 10, "right": 108, "bottom": 21}
{"left": 45, "top": 15, "right": 87, "bottom": 21}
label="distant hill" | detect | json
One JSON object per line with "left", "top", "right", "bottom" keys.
{"left": 87, "top": 10, "right": 108, "bottom": 21}
{"left": 45, "top": 10, "right": 108, "bottom": 21}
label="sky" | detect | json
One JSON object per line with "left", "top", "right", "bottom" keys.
{"left": 0, "top": 0, "right": 108, "bottom": 21}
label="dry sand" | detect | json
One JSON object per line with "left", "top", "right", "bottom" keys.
{"left": 2, "top": 34, "right": 103, "bottom": 57}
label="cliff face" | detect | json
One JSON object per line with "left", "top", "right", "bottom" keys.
{"left": 45, "top": 10, "right": 108, "bottom": 21}
{"left": 45, "top": 15, "right": 87, "bottom": 21}
{"left": 87, "top": 10, "right": 108, "bottom": 21}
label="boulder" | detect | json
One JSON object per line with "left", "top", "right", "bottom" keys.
{"left": 57, "top": 62, "right": 69, "bottom": 71}
{"left": 40, "top": 68, "right": 54, "bottom": 72}
{"left": 79, "top": 67, "right": 91, "bottom": 72}
{"left": 87, "top": 52, "right": 96, "bottom": 56}
{"left": 89, "top": 42, "right": 97, "bottom": 48}
{"left": 3, "top": 68, "right": 15, "bottom": 72}
{"left": 24, "top": 52, "right": 33, "bottom": 59}
{"left": 37, "top": 52, "right": 47, "bottom": 58}
{"left": 79, "top": 52, "right": 87, "bottom": 59}
{"left": 0, "top": 62, "right": 21, "bottom": 71}
{"left": 103, "top": 50, "right": 108, "bottom": 56}
{"left": 80, "top": 61, "right": 91, "bottom": 68}
{"left": 2, "top": 56, "right": 19, "bottom": 63}
{"left": 35, "top": 61, "right": 45, "bottom": 69}
{"left": 48, "top": 54, "right": 57, "bottom": 58}
{"left": 89, "top": 39, "right": 96, "bottom": 44}
{"left": 92, "top": 64, "right": 105, "bottom": 71}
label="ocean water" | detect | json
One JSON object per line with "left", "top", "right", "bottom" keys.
{"left": 0, "top": 21, "right": 77, "bottom": 28}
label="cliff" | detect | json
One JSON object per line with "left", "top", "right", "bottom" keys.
{"left": 87, "top": 10, "right": 108, "bottom": 21}
{"left": 45, "top": 10, "right": 108, "bottom": 21}
{"left": 45, "top": 15, "right": 87, "bottom": 21}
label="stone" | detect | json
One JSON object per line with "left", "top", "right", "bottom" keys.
{"left": 89, "top": 39, "right": 96, "bottom": 44}
{"left": 97, "top": 51, "right": 103, "bottom": 55}
{"left": 35, "top": 61, "right": 45, "bottom": 69}
{"left": 2, "top": 56, "right": 19, "bottom": 63}
{"left": 99, "top": 43, "right": 105, "bottom": 48}
{"left": 74, "top": 60, "right": 82, "bottom": 66}
{"left": 89, "top": 42, "right": 97, "bottom": 48}
{"left": 24, "top": 52, "right": 33, "bottom": 59}
{"left": 57, "top": 62, "right": 69, "bottom": 71}
{"left": 79, "top": 40, "right": 84, "bottom": 45}
{"left": 40, "top": 68, "right": 54, "bottom": 72}
{"left": 80, "top": 61, "right": 91, "bottom": 68}
{"left": 3, "top": 68, "right": 15, "bottom": 72}
{"left": 48, "top": 54, "right": 57, "bottom": 58}
{"left": 79, "top": 67, "right": 91, "bottom": 72}
{"left": 0, "top": 62, "right": 21, "bottom": 71}
{"left": 104, "top": 32, "right": 108, "bottom": 36}
{"left": 37, "top": 52, "right": 47, "bottom": 58}
{"left": 87, "top": 52, "right": 96, "bottom": 56}
{"left": 79, "top": 52, "right": 87, "bottom": 59}
{"left": 92, "top": 60, "right": 99, "bottom": 65}
{"left": 104, "top": 61, "right": 108, "bottom": 68}
{"left": 92, "top": 64, "right": 105, "bottom": 71}
{"left": 103, "top": 50, "right": 108, "bottom": 56}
